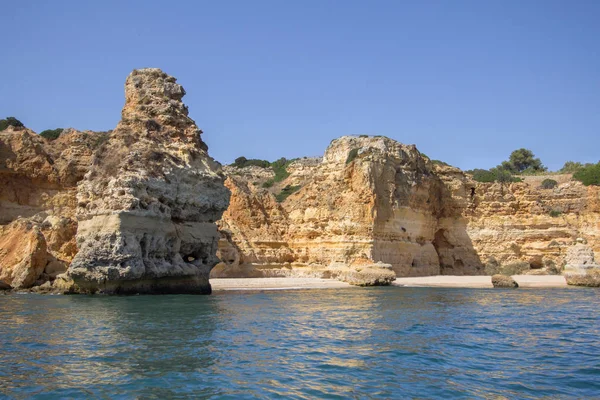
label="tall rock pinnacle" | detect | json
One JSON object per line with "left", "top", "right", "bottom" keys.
{"left": 68, "top": 68, "right": 230, "bottom": 294}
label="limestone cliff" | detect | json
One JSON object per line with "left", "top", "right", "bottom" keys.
{"left": 215, "top": 136, "right": 600, "bottom": 281}
{"left": 0, "top": 127, "right": 100, "bottom": 289}
{"left": 68, "top": 68, "right": 229, "bottom": 294}
{"left": 2, "top": 82, "right": 599, "bottom": 289}
{"left": 214, "top": 136, "right": 482, "bottom": 281}
{"left": 1, "top": 69, "right": 229, "bottom": 293}
{"left": 465, "top": 177, "right": 600, "bottom": 275}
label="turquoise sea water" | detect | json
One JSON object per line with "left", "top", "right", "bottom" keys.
{"left": 0, "top": 287, "right": 599, "bottom": 399}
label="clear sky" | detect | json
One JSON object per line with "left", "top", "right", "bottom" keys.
{"left": 2, "top": 0, "right": 599, "bottom": 171}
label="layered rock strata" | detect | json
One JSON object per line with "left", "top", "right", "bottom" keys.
{"left": 0, "top": 127, "right": 99, "bottom": 289}
{"left": 68, "top": 69, "right": 229, "bottom": 294}
{"left": 214, "top": 136, "right": 484, "bottom": 283}
{"left": 215, "top": 136, "right": 600, "bottom": 283}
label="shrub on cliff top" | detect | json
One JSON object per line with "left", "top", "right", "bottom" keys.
{"left": 573, "top": 162, "right": 600, "bottom": 186}
{"left": 232, "top": 156, "right": 270, "bottom": 169}
{"left": 469, "top": 169, "right": 496, "bottom": 183}
{"left": 541, "top": 179, "right": 558, "bottom": 189}
{"left": 559, "top": 161, "right": 584, "bottom": 173}
{"left": 0, "top": 117, "right": 24, "bottom": 131}
{"left": 469, "top": 167, "right": 521, "bottom": 183}
{"left": 270, "top": 158, "right": 294, "bottom": 182}
{"left": 233, "top": 156, "right": 296, "bottom": 186}
{"left": 431, "top": 159, "right": 451, "bottom": 167}
{"left": 39, "top": 128, "right": 64, "bottom": 141}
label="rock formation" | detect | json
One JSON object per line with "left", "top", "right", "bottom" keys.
{"left": 0, "top": 126, "right": 99, "bottom": 289}
{"left": 491, "top": 274, "right": 519, "bottom": 288}
{"left": 0, "top": 69, "right": 229, "bottom": 293}
{"left": 214, "top": 136, "right": 484, "bottom": 284}
{"left": 68, "top": 68, "right": 229, "bottom": 294}
{"left": 563, "top": 241, "right": 600, "bottom": 286}
{"left": 215, "top": 136, "right": 600, "bottom": 284}
{"left": 2, "top": 76, "right": 599, "bottom": 290}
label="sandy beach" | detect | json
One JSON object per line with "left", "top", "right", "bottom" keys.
{"left": 211, "top": 275, "right": 569, "bottom": 290}
{"left": 210, "top": 277, "right": 354, "bottom": 291}
{"left": 394, "top": 275, "right": 567, "bottom": 288}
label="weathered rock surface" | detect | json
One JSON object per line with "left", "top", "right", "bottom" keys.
{"left": 214, "top": 136, "right": 600, "bottom": 281}
{"left": 214, "top": 136, "right": 484, "bottom": 281}
{"left": 492, "top": 274, "right": 519, "bottom": 288}
{"left": 466, "top": 179, "right": 600, "bottom": 277}
{"left": 563, "top": 242, "right": 600, "bottom": 287}
{"left": 0, "top": 219, "right": 48, "bottom": 288}
{"left": 0, "top": 126, "right": 100, "bottom": 289}
{"left": 68, "top": 68, "right": 229, "bottom": 294}
{"left": 2, "top": 80, "right": 600, "bottom": 290}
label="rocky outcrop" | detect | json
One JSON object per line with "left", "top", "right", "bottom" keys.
{"left": 2, "top": 76, "right": 599, "bottom": 289}
{"left": 214, "top": 136, "right": 483, "bottom": 283}
{"left": 492, "top": 274, "right": 519, "bottom": 288}
{"left": 465, "top": 180, "right": 600, "bottom": 276}
{"left": 215, "top": 136, "right": 600, "bottom": 282}
{"left": 0, "top": 219, "right": 48, "bottom": 288}
{"left": 0, "top": 126, "right": 100, "bottom": 289}
{"left": 68, "top": 68, "right": 229, "bottom": 294}
{"left": 563, "top": 242, "right": 600, "bottom": 287}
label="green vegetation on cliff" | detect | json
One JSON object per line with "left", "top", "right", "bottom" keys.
{"left": 232, "top": 156, "right": 297, "bottom": 187}
{"left": 501, "top": 148, "right": 547, "bottom": 174}
{"left": 573, "top": 162, "right": 600, "bottom": 186}
{"left": 39, "top": 128, "right": 64, "bottom": 141}
{"left": 0, "top": 117, "right": 24, "bottom": 131}
{"left": 541, "top": 179, "right": 558, "bottom": 189}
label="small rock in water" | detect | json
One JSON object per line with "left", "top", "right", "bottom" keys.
{"left": 492, "top": 274, "right": 519, "bottom": 288}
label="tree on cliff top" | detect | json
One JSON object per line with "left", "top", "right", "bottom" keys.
{"left": 0, "top": 117, "right": 24, "bottom": 131}
{"left": 501, "top": 148, "right": 546, "bottom": 173}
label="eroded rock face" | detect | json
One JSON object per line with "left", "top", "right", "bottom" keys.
{"left": 0, "top": 127, "right": 99, "bottom": 289}
{"left": 68, "top": 68, "right": 229, "bottom": 294}
{"left": 215, "top": 136, "right": 600, "bottom": 281}
{"left": 0, "top": 219, "right": 48, "bottom": 288}
{"left": 563, "top": 242, "right": 600, "bottom": 286}
{"left": 214, "top": 136, "right": 484, "bottom": 282}
{"left": 465, "top": 179, "right": 600, "bottom": 276}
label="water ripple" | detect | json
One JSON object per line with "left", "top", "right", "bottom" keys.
{"left": 0, "top": 288, "right": 599, "bottom": 398}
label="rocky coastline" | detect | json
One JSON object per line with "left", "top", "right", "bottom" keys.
{"left": 1, "top": 69, "right": 598, "bottom": 293}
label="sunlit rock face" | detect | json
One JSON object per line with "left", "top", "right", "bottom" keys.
{"left": 215, "top": 136, "right": 600, "bottom": 281}
{"left": 214, "top": 136, "right": 484, "bottom": 282}
{"left": 465, "top": 178, "right": 600, "bottom": 277}
{"left": 0, "top": 126, "right": 99, "bottom": 289}
{"left": 68, "top": 68, "right": 230, "bottom": 294}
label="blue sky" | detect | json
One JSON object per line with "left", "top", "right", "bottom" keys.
{"left": 2, "top": 0, "right": 599, "bottom": 170}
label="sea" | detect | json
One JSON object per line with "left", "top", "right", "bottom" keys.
{"left": 0, "top": 287, "right": 599, "bottom": 399}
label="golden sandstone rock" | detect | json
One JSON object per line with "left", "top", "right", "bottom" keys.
{"left": 1, "top": 74, "right": 599, "bottom": 291}
{"left": 68, "top": 69, "right": 230, "bottom": 294}
{"left": 215, "top": 136, "right": 600, "bottom": 286}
